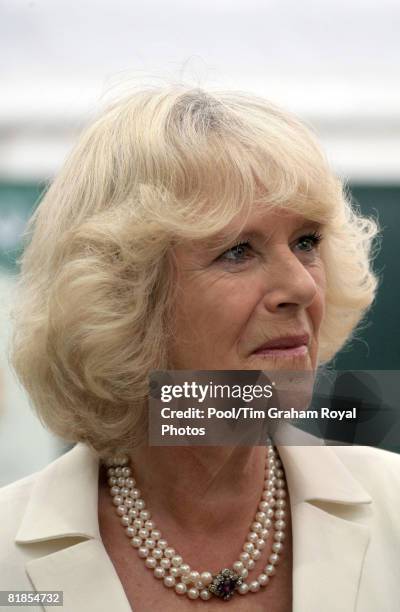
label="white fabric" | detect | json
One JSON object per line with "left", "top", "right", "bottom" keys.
{"left": 1, "top": 438, "right": 400, "bottom": 611}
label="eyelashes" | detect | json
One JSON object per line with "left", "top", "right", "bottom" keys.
{"left": 218, "top": 231, "right": 324, "bottom": 264}
{"left": 295, "top": 231, "right": 324, "bottom": 252}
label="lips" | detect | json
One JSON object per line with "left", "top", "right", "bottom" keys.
{"left": 253, "top": 334, "right": 310, "bottom": 353}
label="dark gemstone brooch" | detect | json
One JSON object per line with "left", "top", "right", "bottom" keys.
{"left": 208, "top": 568, "right": 243, "bottom": 601}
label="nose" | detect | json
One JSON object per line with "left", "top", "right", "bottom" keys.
{"left": 259, "top": 251, "right": 318, "bottom": 313}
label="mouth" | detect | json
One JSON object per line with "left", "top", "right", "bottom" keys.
{"left": 251, "top": 334, "right": 310, "bottom": 358}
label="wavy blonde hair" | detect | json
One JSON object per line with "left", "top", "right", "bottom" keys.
{"left": 10, "top": 85, "right": 379, "bottom": 456}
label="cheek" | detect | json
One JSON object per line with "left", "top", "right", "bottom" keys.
{"left": 310, "top": 270, "right": 327, "bottom": 330}
{"left": 177, "top": 275, "right": 254, "bottom": 341}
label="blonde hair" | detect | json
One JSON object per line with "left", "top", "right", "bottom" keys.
{"left": 10, "top": 85, "right": 379, "bottom": 456}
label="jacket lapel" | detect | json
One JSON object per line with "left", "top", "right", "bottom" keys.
{"left": 25, "top": 540, "right": 131, "bottom": 612}
{"left": 277, "top": 430, "right": 372, "bottom": 612}
{"left": 15, "top": 443, "right": 131, "bottom": 612}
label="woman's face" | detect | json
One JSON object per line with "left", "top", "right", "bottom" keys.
{"left": 168, "top": 207, "right": 326, "bottom": 372}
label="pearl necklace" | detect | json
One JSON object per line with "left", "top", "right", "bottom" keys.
{"left": 105, "top": 438, "right": 287, "bottom": 602}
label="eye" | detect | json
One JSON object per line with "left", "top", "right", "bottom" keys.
{"left": 295, "top": 231, "right": 323, "bottom": 252}
{"left": 218, "top": 241, "right": 253, "bottom": 263}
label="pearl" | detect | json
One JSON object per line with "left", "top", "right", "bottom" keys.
{"left": 265, "top": 564, "right": 276, "bottom": 576}
{"left": 247, "top": 559, "right": 255, "bottom": 570}
{"left": 251, "top": 549, "right": 261, "bottom": 561}
{"left": 117, "top": 477, "right": 125, "bottom": 487}
{"left": 259, "top": 500, "right": 269, "bottom": 512}
{"left": 128, "top": 509, "right": 138, "bottom": 519}
{"left": 145, "top": 520, "right": 155, "bottom": 530}
{"left": 200, "top": 589, "right": 211, "bottom": 600}
{"left": 151, "top": 529, "right": 161, "bottom": 541}
{"left": 140, "top": 510, "right": 151, "bottom": 520}
{"left": 200, "top": 571, "right": 212, "bottom": 586}
{"left": 169, "top": 567, "right": 180, "bottom": 578}
{"left": 276, "top": 489, "right": 286, "bottom": 498}
{"left": 187, "top": 588, "right": 199, "bottom": 600}
{"left": 130, "top": 488, "right": 140, "bottom": 499}
{"left": 160, "top": 558, "right": 171, "bottom": 569}
{"left": 138, "top": 546, "right": 149, "bottom": 558}
{"left": 133, "top": 518, "right": 143, "bottom": 529}
{"left": 181, "top": 573, "right": 192, "bottom": 585}
{"left": 154, "top": 566, "right": 165, "bottom": 579}
{"left": 114, "top": 467, "right": 122, "bottom": 476}
{"left": 164, "top": 547, "right": 175, "bottom": 559}
{"left": 175, "top": 582, "right": 187, "bottom": 595}
{"left": 272, "top": 542, "right": 283, "bottom": 554}
{"left": 249, "top": 580, "right": 260, "bottom": 593}
{"left": 276, "top": 499, "right": 286, "bottom": 508}
{"left": 126, "top": 477, "right": 135, "bottom": 488}
{"left": 266, "top": 508, "right": 274, "bottom": 518}
{"left": 179, "top": 563, "right": 191, "bottom": 575}
{"left": 275, "top": 520, "right": 286, "bottom": 530}
{"left": 275, "top": 530, "right": 285, "bottom": 542}
{"left": 138, "top": 528, "right": 149, "bottom": 539}
{"left": 135, "top": 499, "right": 146, "bottom": 510}
{"left": 189, "top": 571, "right": 200, "bottom": 584}
{"left": 145, "top": 538, "right": 156, "bottom": 549}
{"left": 116, "top": 505, "right": 127, "bottom": 516}
{"left": 256, "top": 511, "right": 266, "bottom": 523}
{"left": 157, "top": 539, "right": 168, "bottom": 550}
{"left": 275, "top": 509, "right": 286, "bottom": 519}
{"left": 122, "top": 467, "right": 131, "bottom": 477}
{"left": 125, "top": 526, "right": 135, "bottom": 538}
{"left": 120, "top": 487, "right": 129, "bottom": 497}
{"left": 120, "top": 515, "right": 130, "bottom": 527}
{"left": 251, "top": 521, "right": 263, "bottom": 533}
{"left": 124, "top": 498, "right": 134, "bottom": 509}
{"left": 145, "top": 556, "right": 157, "bottom": 569}
{"left": 238, "top": 582, "right": 249, "bottom": 594}
{"left": 130, "top": 536, "right": 141, "bottom": 548}
{"left": 232, "top": 561, "right": 244, "bottom": 573}
{"left": 163, "top": 575, "right": 175, "bottom": 588}
{"left": 112, "top": 495, "right": 123, "bottom": 506}
{"left": 152, "top": 548, "right": 163, "bottom": 560}
{"left": 171, "top": 555, "right": 183, "bottom": 567}
{"left": 240, "top": 552, "right": 250, "bottom": 565}
{"left": 241, "top": 568, "right": 249, "bottom": 579}
{"left": 258, "top": 573, "right": 269, "bottom": 586}
{"left": 110, "top": 486, "right": 120, "bottom": 496}
{"left": 269, "top": 553, "right": 280, "bottom": 565}
{"left": 243, "top": 542, "right": 254, "bottom": 554}
{"left": 261, "top": 527, "right": 270, "bottom": 537}
{"left": 256, "top": 539, "right": 265, "bottom": 550}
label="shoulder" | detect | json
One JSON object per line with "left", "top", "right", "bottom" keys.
{"left": 0, "top": 472, "right": 40, "bottom": 589}
{"left": 330, "top": 444, "right": 400, "bottom": 500}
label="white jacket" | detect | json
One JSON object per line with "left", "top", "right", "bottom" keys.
{"left": 1, "top": 440, "right": 399, "bottom": 611}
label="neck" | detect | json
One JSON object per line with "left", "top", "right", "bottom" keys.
{"left": 128, "top": 445, "right": 267, "bottom": 534}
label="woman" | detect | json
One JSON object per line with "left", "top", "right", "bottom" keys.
{"left": 1, "top": 85, "right": 399, "bottom": 611}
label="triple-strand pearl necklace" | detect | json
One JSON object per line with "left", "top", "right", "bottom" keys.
{"left": 105, "top": 438, "right": 287, "bottom": 602}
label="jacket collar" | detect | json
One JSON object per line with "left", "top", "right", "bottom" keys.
{"left": 15, "top": 435, "right": 372, "bottom": 612}
{"left": 16, "top": 442, "right": 100, "bottom": 544}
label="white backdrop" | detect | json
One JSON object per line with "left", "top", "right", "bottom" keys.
{"left": 1, "top": 0, "right": 400, "bottom": 182}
